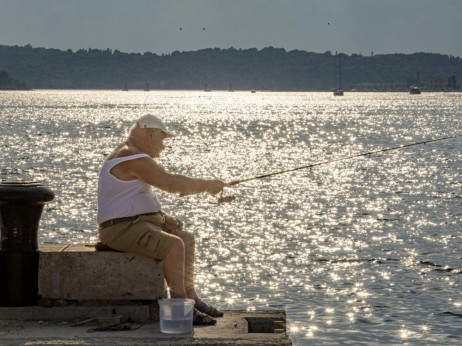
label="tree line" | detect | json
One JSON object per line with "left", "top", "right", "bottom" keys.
{"left": 0, "top": 69, "right": 27, "bottom": 90}
{"left": 0, "top": 44, "right": 461, "bottom": 91}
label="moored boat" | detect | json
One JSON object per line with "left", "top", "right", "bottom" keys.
{"left": 333, "top": 88, "right": 344, "bottom": 96}
{"left": 409, "top": 85, "right": 421, "bottom": 94}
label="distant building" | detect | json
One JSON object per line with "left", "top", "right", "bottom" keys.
{"left": 428, "top": 76, "right": 457, "bottom": 90}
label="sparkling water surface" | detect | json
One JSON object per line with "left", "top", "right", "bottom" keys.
{"left": 1, "top": 90, "right": 461, "bottom": 344}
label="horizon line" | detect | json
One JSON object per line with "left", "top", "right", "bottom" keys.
{"left": 2, "top": 43, "right": 460, "bottom": 59}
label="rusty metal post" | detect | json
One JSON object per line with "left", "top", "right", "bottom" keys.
{"left": 0, "top": 181, "right": 54, "bottom": 306}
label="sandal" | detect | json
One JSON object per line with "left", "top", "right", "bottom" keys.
{"left": 195, "top": 301, "right": 224, "bottom": 318}
{"left": 193, "top": 308, "right": 216, "bottom": 326}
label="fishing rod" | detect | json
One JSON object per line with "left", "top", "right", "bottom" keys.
{"left": 183, "top": 134, "right": 460, "bottom": 203}
{"left": 227, "top": 134, "right": 459, "bottom": 187}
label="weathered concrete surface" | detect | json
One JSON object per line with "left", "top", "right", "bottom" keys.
{"left": 0, "top": 310, "right": 291, "bottom": 345}
{"left": 38, "top": 244, "right": 164, "bottom": 300}
{"left": 0, "top": 304, "right": 150, "bottom": 323}
{"left": 1, "top": 243, "right": 291, "bottom": 344}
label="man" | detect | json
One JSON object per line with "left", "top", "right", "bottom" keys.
{"left": 97, "top": 114, "right": 229, "bottom": 325}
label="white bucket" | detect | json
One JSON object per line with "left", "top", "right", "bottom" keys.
{"left": 158, "top": 298, "right": 195, "bottom": 334}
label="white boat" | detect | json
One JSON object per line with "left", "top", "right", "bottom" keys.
{"left": 409, "top": 72, "right": 421, "bottom": 94}
{"left": 409, "top": 85, "right": 421, "bottom": 94}
{"left": 333, "top": 88, "right": 344, "bottom": 96}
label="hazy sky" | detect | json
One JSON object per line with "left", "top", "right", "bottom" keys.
{"left": 1, "top": 0, "right": 461, "bottom": 56}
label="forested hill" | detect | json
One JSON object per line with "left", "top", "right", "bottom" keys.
{"left": 0, "top": 70, "right": 27, "bottom": 90}
{"left": 1, "top": 44, "right": 461, "bottom": 90}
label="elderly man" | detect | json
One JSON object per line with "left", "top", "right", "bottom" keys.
{"left": 97, "top": 114, "right": 229, "bottom": 325}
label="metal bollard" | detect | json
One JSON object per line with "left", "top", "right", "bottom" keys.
{"left": 0, "top": 181, "right": 54, "bottom": 306}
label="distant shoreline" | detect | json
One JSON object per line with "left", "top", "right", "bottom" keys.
{"left": 2, "top": 88, "right": 461, "bottom": 93}
{"left": 1, "top": 44, "right": 460, "bottom": 92}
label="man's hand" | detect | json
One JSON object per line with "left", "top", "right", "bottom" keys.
{"left": 163, "top": 212, "right": 183, "bottom": 232}
{"left": 206, "top": 180, "right": 231, "bottom": 196}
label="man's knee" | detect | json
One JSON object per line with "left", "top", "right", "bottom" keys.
{"left": 180, "top": 231, "right": 195, "bottom": 246}
{"left": 168, "top": 237, "right": 185, "bottom": 256}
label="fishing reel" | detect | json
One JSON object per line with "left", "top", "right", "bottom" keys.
{"left": 217, "top": 190, "right": 236, "bottom": 204}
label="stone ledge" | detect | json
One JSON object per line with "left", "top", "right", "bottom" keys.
{"left": 0, "top": 304, "right": 150, "bottom": 323}
{"left": 38, "top": 244, "right": 165, "bottom": 301}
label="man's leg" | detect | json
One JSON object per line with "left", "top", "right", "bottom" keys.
{"left": 162, "top": 232, "right": 216, "bottom": 324}
{"left": 170, "top": 229, "right": 198, "bottom": 299}
{"left": 162, "top": 237, "right": 187, "bottom": 298}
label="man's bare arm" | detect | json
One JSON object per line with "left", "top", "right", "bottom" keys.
{"left": 129, "top": 157, "right": 227, "bottom": 195}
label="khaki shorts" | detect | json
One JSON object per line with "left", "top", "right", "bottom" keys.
{"left": 98, "top": 213, "right": 177, "bottom": 261}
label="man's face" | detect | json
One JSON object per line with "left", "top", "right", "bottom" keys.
{"left": 148, "top": 129, "right": 167, "bottom": 158}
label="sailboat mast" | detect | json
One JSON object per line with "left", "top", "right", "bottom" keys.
{"left": 338, "top": 56, "right": 342, "bottom": 90}
{"left": 333, "top": 53, "right": 344, "bottom": 96}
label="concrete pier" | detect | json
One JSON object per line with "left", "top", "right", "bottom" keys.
{"left": 0, "top": 310, "right": 290, "bottom": 345}
{"left": 0, "top": 244, "right": 291, "bottom": 344}
{"left": 38, "top": 244, "right": 164, "bottom": 301}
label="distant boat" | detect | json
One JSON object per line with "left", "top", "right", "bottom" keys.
{"left": 333, "top": 55, "right": 344, "bottom": 96}
{"left": 409, "top": 85, "right": 421, "bottom": 94}
{"left": 204, "top": 83, "right": 211, "bottom": 92}
{"left": 251, "top": 89, "right": 256, "bottom": 93}
{"left": 409, "top": 71, "right": 421, "bottom": 94}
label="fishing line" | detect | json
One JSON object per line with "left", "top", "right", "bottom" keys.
{"left": 228, "top": 134, "right": 459, "bottom": 186}
{"left": 181, "top": 134, "right": 459, "bottom": 203}
{"left": 213, "top": 134, "right": 459, "bottom": 203}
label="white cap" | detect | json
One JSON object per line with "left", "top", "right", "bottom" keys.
{"left": 136, "top": 114, "right": 175, "bottom": 137}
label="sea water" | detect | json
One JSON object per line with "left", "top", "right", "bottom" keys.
{"left": 1, "top": 90, "right": 461, "bottom": 345}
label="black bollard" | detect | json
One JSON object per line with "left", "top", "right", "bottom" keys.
{"left": 0, "top": 181, "right": 54, "bottom": 306}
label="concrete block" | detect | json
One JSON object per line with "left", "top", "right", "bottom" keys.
{"left": 0, "top": 305, "right": 150, "bottom": 323}
{"left": 38, "top": 244, "right": 165, "bottom": 300}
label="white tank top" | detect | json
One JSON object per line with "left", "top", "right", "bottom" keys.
{"left": 97, "top": 153, "right": 162, "bottom": 224}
